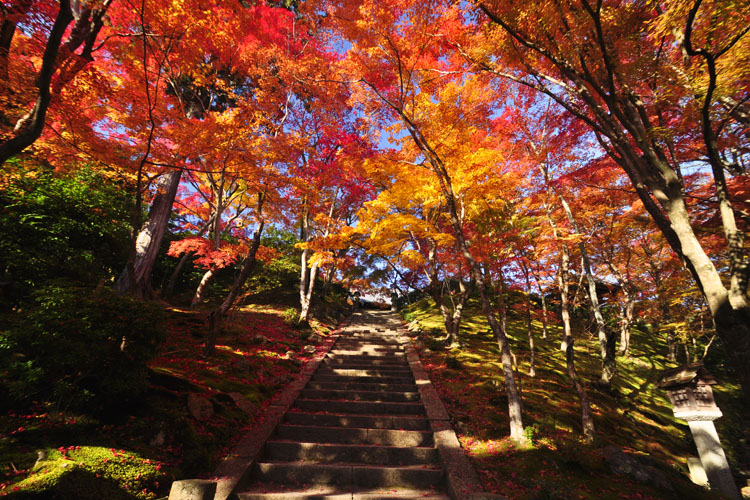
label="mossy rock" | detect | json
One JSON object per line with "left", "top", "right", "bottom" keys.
{"left": 6, "top": 447, "right": 168, "bottom": 500}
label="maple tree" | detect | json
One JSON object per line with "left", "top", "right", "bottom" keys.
{"left": 462, "top": 0, "right": 750, "bottom": 400}
{"left": 283, "top": 92, "right": 376, "bottom": 323}
{"left": 318, "top": 0, "right": 532, "bottom": 444}
{"left": 0, "top": 0, "right": 113, "bottom": 164}
{"left": 352, "top": 150, "right": 475, "bottom": 346}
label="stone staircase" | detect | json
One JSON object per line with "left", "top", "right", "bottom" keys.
{"left": 235, "top": 312, "right": 451, "bottom": 499}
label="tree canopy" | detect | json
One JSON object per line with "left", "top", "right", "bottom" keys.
{"left": 1, "top": 0, "right": 748, "bottom": 445}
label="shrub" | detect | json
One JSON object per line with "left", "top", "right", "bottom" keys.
{"left": 403, "top": 312, "right": 417, "bottom": 322}
{"left": 0, "top": 165, "right": 132, "bottom": 310}
{"left": 1, "top": 281, "right": 166, "bottom": 414}
{"left": 282, "top": 307, "right": 300, "bottom": 325}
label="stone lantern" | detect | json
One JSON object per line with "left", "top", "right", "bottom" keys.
{"left": 658, "top": 363, "right": 740, "bottom": 500}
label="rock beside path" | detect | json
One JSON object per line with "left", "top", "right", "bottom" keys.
{"left": 187, "top": 393, "right": 214, "bottom": 421}
{"left": 600, "top": 446, "right": 674, "bottom": 492}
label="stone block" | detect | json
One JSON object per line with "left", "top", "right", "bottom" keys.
{"left": 168, "top": 479, "right": 217, "bottom": 500}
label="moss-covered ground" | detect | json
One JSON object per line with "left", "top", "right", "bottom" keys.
{"left": 0, "top": 299, "right": 340, "bottom": 499}
{"left": 402, "top": 296, "right": 749, "bottom": 500}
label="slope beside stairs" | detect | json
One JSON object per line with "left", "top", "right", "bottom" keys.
{"left": 168, "top": 310, "right": 500, "bottom": 500}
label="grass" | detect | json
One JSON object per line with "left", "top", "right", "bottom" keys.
{"left": 0, "top": 303, "right": 340, "bottom": 499}
{"left": 403, "top": 296, "right": 748, "bottom": 500}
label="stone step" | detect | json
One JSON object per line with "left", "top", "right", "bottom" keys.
{"left": 231, "top": 312, "right": 454, "bottom": 500}
{"left": 321, "top": 362, "right": 410, "bottom": 371}
{"left": 333, "top": 341, "right": 403, "bottom": 347}
{"left": 327, "top": 352, "right": 405, "bottom": 358}
{"left": 323, "top": 358, "right": 408, "bottom": 367}
{"left": 311, "top": 374, "right": 416, "bottom": 385}
{"left": 293, "top": 399, "right": 425, "bottom": 415}
{"left": 276, "top": 424, "right": 433, "bottom": 446}
{"left": 237, "top": 486, "right": 451, "bottom": 500}
{"left": 300, "top": 389, "right": 420, "bottom": 403}
{"left": 265, "top": 441, "right": 438, "bottom": 465}
{"left": 315, "top": 367, "right": 413, "bottom": 377}
{"left": 325, "top": 354, "right": 406, "bottom": 362}
{"left": 284, "top": 412, "right": 428, "bottom": 430}
{"left": 317, "top": 366, "right": 412, "bottom": 375}
{"left": 343, "top": 336, "right": 401, "bottom": 341}
{"left": 306, "top": 382, "right": 418, "bottom": 393}
{"left": 251, "top": 462, "right": 443, "bottom": 489}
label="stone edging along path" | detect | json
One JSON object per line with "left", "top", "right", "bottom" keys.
{"left": 168, "top": 311, "right": 504, "bottom": 500}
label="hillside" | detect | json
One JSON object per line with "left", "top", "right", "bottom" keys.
{"left": 400, "top": 296, "right": 749, "bottom": 500}
{"left": 0, "top": 297, "right": 344, "bottom": 499}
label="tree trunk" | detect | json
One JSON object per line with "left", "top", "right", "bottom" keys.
{"left": 191, "top": 268, "right": 216, "bottom": 307}
{"left": 300, "top": 262, "right": 320, "bottom": 323}
{"left": 322, "top": 263, "right": 336, "bottom": 297}
{"left": 431, "top": 156, "right": 525, "bottom": 445}
{"left": 0, "top": 0, "right": 34, "bottom": 82}
{"left": 558, "top": 195, "right": 616, "bottom": 389}
{"left": 618, "top": 286, "right": 635, "bottom": 356}
{"left": 298, "top": 203, "right": 316, "bottom": 323}
{"left": 663, "top": 196, "right": 750, "bottom": 400}
{"left": 424, "top": 241, "right": 470, "bottom": 347}
{"left": 667, "top": 332, "right": 678, "bottom": 363}
{"left": 205, "top": 220, "right": 265, "bottom": 356}
{"left": 558, "top": 242, "right": 596, "bottom": 443}
{"left": 523, "top": 268, "right": 536, "bottom": 377}
{"left": 531, "top": 271, "right": 550, "bottom": 339}
{"left": 164, "top": 251, "right": 192, "bottom": 298}
{"left": 433, "top": 285, "right": 455, "bottom": 340}
{"left": 448, "top": 278, "right": 471, "bottom": 347}
{"left": 116, "top": 169, "right": 182, "bottom": 299}
{"left": 474, "top": 262, "right": 526, "bottom": 446}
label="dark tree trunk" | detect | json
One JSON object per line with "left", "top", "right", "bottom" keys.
{"left": 0, "top": 1, "right": 72, "bottom": 164}
{"left": 116, "top": 169, "right": 182, "bottom": 299}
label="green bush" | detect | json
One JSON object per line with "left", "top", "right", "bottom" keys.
{"left": 1, "top": 281, "right": 166, "bottom": 413}
{"left": 403, "top": 312, "right": 417, "bottom": 322}
{"left": 0, "top": 165, "right": 132, "bottom": 310}
{"left": 282, "top": 307, "right": 300, "bottom": 325}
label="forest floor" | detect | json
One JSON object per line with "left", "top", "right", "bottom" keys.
{"left": 402, "top": 296, "right": 750, "bottom": 500}
{"left": 0, "top": 300, "right": 339, "bottom": 499}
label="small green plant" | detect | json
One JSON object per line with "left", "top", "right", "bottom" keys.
{"left": 283, "top": 307, "right": 300, "bottom": 325}
{"left": 523, "top": 424, "right": 540, "bottom": 445}
{"left": 403, "top": 312, "right": 417, "bottom": 322}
